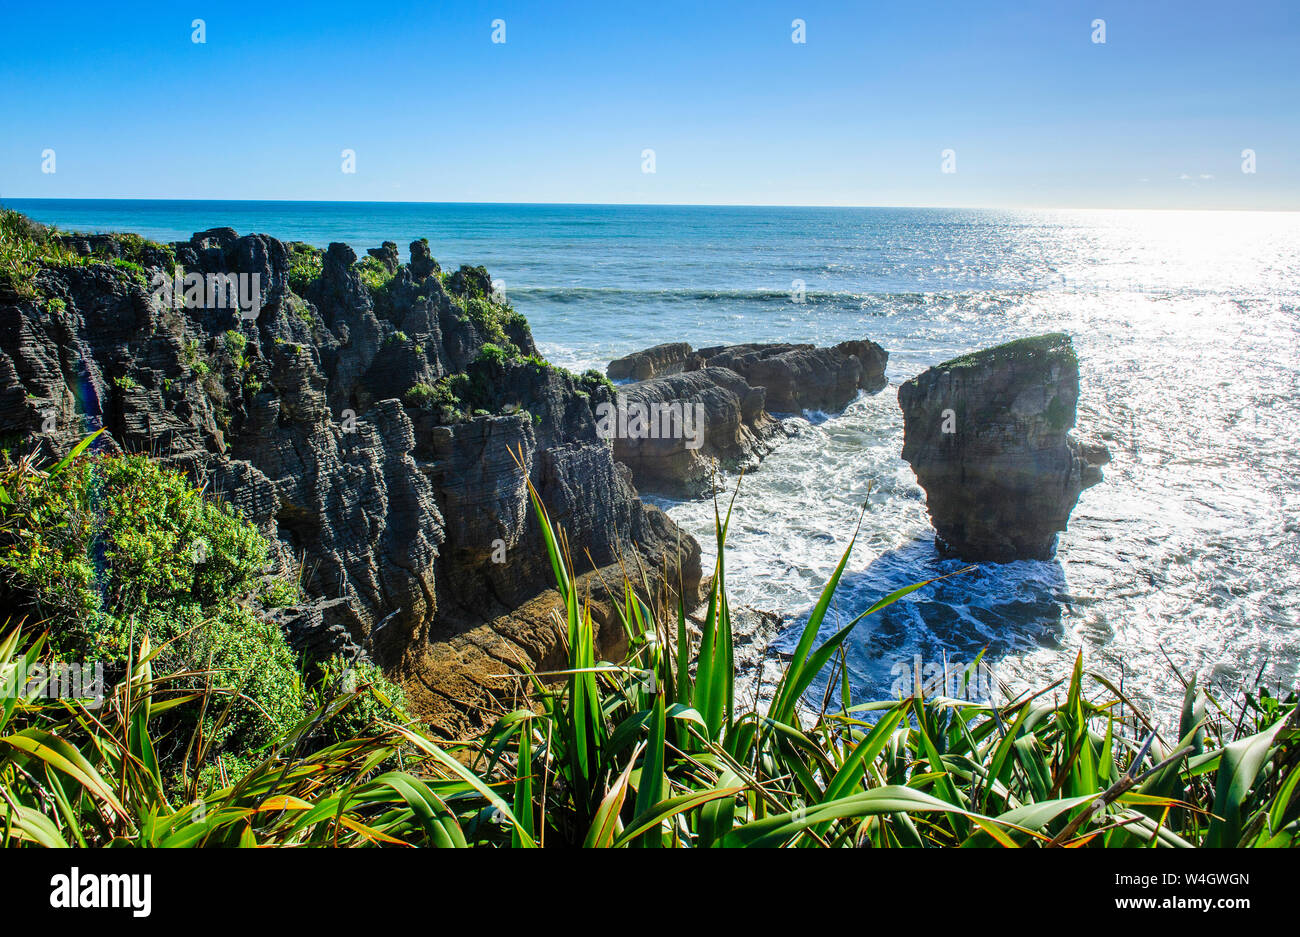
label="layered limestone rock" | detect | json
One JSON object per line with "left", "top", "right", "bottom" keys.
{"left": 694, "top": 340, "right": 888, "bottom": 412}
{"left": 607, "top": 339, "right": 888, "bottom": 412}
{"left": 604, "top": 338, "right": 888, "bottom": 496}
{"left": 605, "top": 367, "right": 783, "bottom": 498}
{"left": 607, "top": 342, "right": 694, "bottom": 382}
{"left": 898, "top": 333, "right": 1111, "bottom": 562}
{"left": 0, "top": 221, "right": 701, "bottom": 734}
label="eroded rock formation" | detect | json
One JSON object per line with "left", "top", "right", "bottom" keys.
{"left": 608, "top": 367, "right": 784, "bottom": 498}
{"left": 608, "top": 339, "right": 888, "bottom": 412}
{"left": 898, "top": 333, "right": 1111, "bottom": 562}
{"left": 607, "top": 342, "right": 694, "bottom": 382}
{"left": 694, "top": 341, "right": 888, "bottom": 412}
{"left": 604, "top": 338, "right": 889, "bottom": 496}
{"left": 0, "top": 222, "right": 701, "bottom": 735}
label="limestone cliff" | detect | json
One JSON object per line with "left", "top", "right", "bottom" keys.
{"left": 0, "top": 219, "right": 701, "bottom": 734}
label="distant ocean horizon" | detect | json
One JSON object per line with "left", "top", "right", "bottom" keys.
{"left": 8, "top": 196, "right": 1300, "bottom": 718}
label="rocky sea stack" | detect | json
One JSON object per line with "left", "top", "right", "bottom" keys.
{"left": 898, "top": 333, "right": 1111, "bottom": 562}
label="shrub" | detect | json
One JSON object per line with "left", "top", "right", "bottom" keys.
{"left": 108, "top": 258, "right": 149, "bottom": 287}
{"left": 259, "top": 575, "right": 302, "bottom": 608}
{"left": 357, "top": 256, "right": 395, "bottom": 294}
{"left": 405, "top": 378, "right": 465, "bottom": 419}
{"left": 286, "top": 242, "right": 323, "bottom": 294}
{"left": 0, "top": 453, "right": 268, "bottom": 652}
{"left": 223, "top": 329, "right": 247, "bottom": 358}
{"left": 115, "top": 232, "right": 177, "bottom": 274}
{"left": 0, "top": 449, "right": 302, "bottom": 771}
{"left": 308, "top": 654, "right": 409, "bottom": 745}
{"left": 147, "top": 602, "right": 304, "bottom": 763}
{"left": 581, "top": 368, "right": 616, "bottom": 396}
{"left": 404, "top": 382, "right": 436, "bottom": 406}
{"left": 0, "top": 209, "right": 82, "bottom": 299}
{"left": 462, "top": 295, "right": 526, "bottom": 354}
{"left": 476, "top": 342, "right": 509, "bottom": 366}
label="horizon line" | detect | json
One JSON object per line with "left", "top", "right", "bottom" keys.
{"left": 2, "top": 196, "right": 1296, "bottom": 215}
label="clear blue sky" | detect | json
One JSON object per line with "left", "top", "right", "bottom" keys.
{"left": 2, "top": 0, "right": 1296, "bottom": 209}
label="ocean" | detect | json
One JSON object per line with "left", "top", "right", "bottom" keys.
{"left": 8, "top": 198, "right": 1299, "bottom": 720}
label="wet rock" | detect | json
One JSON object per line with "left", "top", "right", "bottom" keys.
{"left": 607, "top": 342, "right": 696, "bottom": 382}
{"left": 695, "top": 342, "right": 885, "bottom": 413}
{"left": 604, "top": 338, "right": 888, "bottom": 495}
{"left": 609, "top": 339, "right": 889, "bottom": 413}
{"left": 898, "top": 333, "right": 1111, "bottom": 562}
{"left": 833, "top": 340, "right": 890, "bottom": 394}
{"left": 605, "top": 367, "right": 783, "bottom": 498}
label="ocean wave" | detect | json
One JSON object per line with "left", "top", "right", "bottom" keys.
{"left": 508, "top": 285, "right": 1012, "bottom": 306}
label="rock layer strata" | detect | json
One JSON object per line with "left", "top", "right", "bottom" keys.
{"left": 0, "top": 221, "right": 701, "bottom": 735}
{"left": 897, "top": 333, "right": 1111, "bottom": 562}
{"left": 605, "top": 339, "right": 889, "bottom": 496}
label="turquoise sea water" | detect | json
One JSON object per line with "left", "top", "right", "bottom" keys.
{"left": 8, "top": 198, "right": 1300, "bottom": 718}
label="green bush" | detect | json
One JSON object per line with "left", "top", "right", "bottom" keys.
{"left": 223, "top": 329, "right": 247, "bottom": 358}
{"left": 476, "top": 342, "right": 509, "bottom": 366}
{"left": 259, "top": 575, "right": 302, "bottom": 608}
{"left": 405, "top": 377, "right": 464, "bottom": 416}
{"left": 0, "top": 453, "right": 268, "bottom": 639}
{"left": 581, "top": 368, "right": 616, "bottom": 396}
{"left": 0, "top": 209, "right": 83, "bottom": 299}
{"left": 114, "top": 232, "right": 176, "bottom": 274}
{"left": 0, "top": 451, "right": 301, "bottom": 769}
{"left": 286, "top": 242, "right": 323, "bottom": 294}
{"left": 357, "top": 256, "right": 395, "bottom": 294}
{"left": 308, "top": 654, "right": 409, "bottom": 744}
{"left": 404, "top": 382, "right": 436, "bottom": 406}
{"left": 463, "top": 295, "right": 524, "bottom": 353}
{"left": 147, "top": 602, "right": 304, "bottom": 761}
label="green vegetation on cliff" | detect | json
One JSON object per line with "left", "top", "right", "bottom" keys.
{"left": 1, "top": 210, "right": 85, "bottom": 299}
{"left": 286, "top": 241, "right": 324, "bottom": 294}
{"left": 939, "top": 332, "right": 1078, "bottom": 373}
{"left": 1, "top": 208, "right": 173, "bottom": 300}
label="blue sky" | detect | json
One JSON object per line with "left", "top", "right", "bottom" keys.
{"left": 1, "top": 0, "right": 1296, "bottom": 208}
